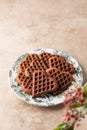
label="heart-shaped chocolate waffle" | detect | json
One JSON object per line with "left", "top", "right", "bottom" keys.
{"left": 49, "top": 56, "right": 75, "bottom": 74}
{"left": 39, "top": 52, "right": 65, "bottom": 68}
{"left": 25, "top": 57, "right": 47, "bottom": 76}
{"left": 39, "top": 52, "right": 53, "bottom": 68}
{"left": 46, "top": 67, "right": 61, "bottom": 81}
{"left": 25, "top": 65, "right": 36, "bottom": 76}
{"left": 16, "top": 72, "right": 27, "bottom": 85}
{"left": 18, "top": 60, "right": 30, "bottom": 73}
{"left": 30, "top": 57, "right": 47, "bottom": 71}
{"left": 24, "top": 54, "right": 39, "bottom": 65}
{"left": 21, "top": 76, "right": 33, "bottom": 94}
{"left": 18, "top": 54, "right": 39, "bottom": 73}
{"left": 53, "top": 71, "right": 74, "bottom": 95}
{"left": 32, "top": 70, "right": 57, "bottom": 97}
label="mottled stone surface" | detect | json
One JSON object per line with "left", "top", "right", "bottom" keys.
{"left": 0, "top": 0, "right": 87, "bottom": 130}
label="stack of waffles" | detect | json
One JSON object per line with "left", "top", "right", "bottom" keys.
{"left": 16, "top": 52, "right": 75, "bottom": 97}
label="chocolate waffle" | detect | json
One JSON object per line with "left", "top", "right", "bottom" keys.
{"left": 18, "top": 54, "right": 39, "bottom": 73}
{"left": 39, "top": 52, "right": 53, "bottom": 68}
{"left": 49, "top": 56, "right": 75, "bottom": 74}
{"left": 46, "top": 67, "right": 61, "bottom": 81}
{"left": 25, "top": 60, "right": 46, "bottom": 76}
{"left": 24, "top": 54, "right": 39, "bottom": 65}
{"left": 53, "top": 71, "right": 74, "bottom": 95}
{"left": 25, "top": 57, "right": 47, "bottom": 76}
{"left": 21, "top": 76, "right": 33, "bottom": 94}
{"left": 39, "top": 52, "right": 65, "bottom": 68}
{"left": 30, "top": 57, "right": 47, "bottom": 70}
{"left": 18, "top": 60, "right": 30, "bottom": 73}
{"left": 16, "top": 72, "right": 27, "bottom": 85}
{"left": 25, "top": 66, "right": 35, "bottom": 76}
{"left": 32, "top": 70, "right": 57, "bottom": 97}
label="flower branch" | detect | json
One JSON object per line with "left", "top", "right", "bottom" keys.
{"left": 54, "top": 83, "right": 87, "bottom": 130}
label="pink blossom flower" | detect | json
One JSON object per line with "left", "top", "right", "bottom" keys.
{"left": 63, "top": 85, "right": 86, "bottom": 127}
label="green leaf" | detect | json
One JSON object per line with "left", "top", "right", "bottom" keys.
{"left": 70, "top": 103, "right": 80, "bottom": 108}
{"left": 54, "top": 123, "right": 74, "bottom": 130}
{"left": 82, "top": 84, "right": 87, "bottom": 98}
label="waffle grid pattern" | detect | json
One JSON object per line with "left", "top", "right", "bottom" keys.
{"left": 32, "top": 71, "right": 57, "bottom": 97}
{"left": 49, "top": 56, "right": 74, "bottom": 73}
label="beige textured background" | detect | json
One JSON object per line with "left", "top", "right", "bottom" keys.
{"left": 0, "top": 0, "right": 87, "bottom": 130}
